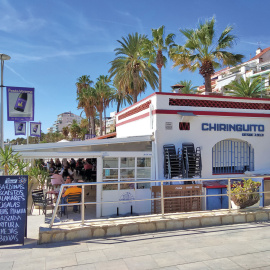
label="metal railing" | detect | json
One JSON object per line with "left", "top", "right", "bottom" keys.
{"left": 48, "top": 176, "right": 270, "bottom": 228}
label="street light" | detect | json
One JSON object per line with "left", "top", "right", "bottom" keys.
{"left": 0, "top": 53, "right": 11, "bottom": 149}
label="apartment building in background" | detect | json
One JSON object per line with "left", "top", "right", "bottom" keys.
{"left": 198, "top": 46, "right": 270, "bottom": 94}
{"left": 47, "top": 112, "right": 82, "bottom": 133}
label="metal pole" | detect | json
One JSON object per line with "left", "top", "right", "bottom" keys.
{"left": 1, "top": 57, "right": 4, "bottom": 150}
{"left": 228, "top": 178, "right": 232, "bottom": 212}
{"left": 27, "top": 121, "right": 29, "bottom": 144}
{"left": 81, "top": 185, "right": 85, "bottom": 225}
{"left": 161, "top": 181, "right": 165, "bottom": 218}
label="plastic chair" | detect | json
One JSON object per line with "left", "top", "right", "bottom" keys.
{"left": 31, "top": 190, "right": 54, "bottom": 215}
{"left": 62, "top": 193, "right": 81, "bottom": 218}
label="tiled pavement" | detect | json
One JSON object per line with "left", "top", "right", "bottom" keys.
{"left": 2, "top": 221, "right": 270, "bottom": 269}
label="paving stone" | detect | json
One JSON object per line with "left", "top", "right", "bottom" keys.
{"left": 92, "top": 228, "right": 105, "bottom": 238}
{"left": 13, "top": 257, "right": 45, "bottom": 270}
{"left": 1, "top": 261, "right": 13, "bottom": 270}
{"left": 139, "top": 222, "right": 156, "bottom": 233}
{"left": 65, "top": 229, "right": 92, "bottom": 241}
{"left": 166, "top": 220, "right": 184, "bottom": 230}
{"left": 176, "top": 248, "right": 212, "bottom": 263}
{"left": 183, "top": 218, "right": 200, "bottom": 229}
{"left": 107, "top": 226, "right": 121, "bottom": 237}
{"left": 63, "top": 265, "right": 95, "bottom": 270}
{"left": 221, "top": 215, "right": 233, "bottom": 225}
{"left": 121, "top": 224, "right": 139, "bottom": 235}
{"left": 256, "top": 212, "right": 269, "bottom": 222}
{"left": 201, "top": 216, "right": 221, "bottom": 227}
{"left": 94, "top": 259, "right": 128, "bottom": 270}
{"left": 152, "top": 251, "right": 186, "bottom": 268}
{"left": 45, "top": 254, "right": 77, "bottom": 270}
{"left": 177, "top": 262, "right": 211, "bottom": 270}
{"left": 124, "top": 255, "right": 159, "bottom": 270}
{"left": 76, "top": 250, "right": 107, "bottom": 264}
{"left": 233, "top": 214, "right": 246, "bottom": 224}
{"left": 203, "top": 258, "right": 243, "bottom": 269}
{"left": 247, "top": 214, "right": 255, "bottom": 222}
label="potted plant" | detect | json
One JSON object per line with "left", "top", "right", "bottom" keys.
{"left": 229, "top": 178, "right": 261, "bottom": 209}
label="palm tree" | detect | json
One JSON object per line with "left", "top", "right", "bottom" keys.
{"left": 109, "top": 33, "right": 158, "bottom": 103}
{"left": 225, "top": 77, "right": 266, "bottom": 98}
{"left": 76, "top": 75, "right": 94, "bottom": 133}
{"left": 96, "top": 75, "right": 115, "bottom": 135}
{"left": 173, "top": 80, "right": 198, "bottom": 94}
{"left": 76, "top": 75, "right": 93, "bottom": 94}
{"left": 77, "top": 86, "right": 96, "bottom": 136}
{"left": 62, "top": 126, "right": 69, "bottom": 138}
{"left": 170, "top": 17, "right": 244, "bottom": 93}
{"left": 69, "top": 120, "right": 81, "bottom": 139}
{"left": 143, "top": 25, "right": 175, "bottom": 92}
{"left": 113, "top": 83, "right": 133, "bottom": 112}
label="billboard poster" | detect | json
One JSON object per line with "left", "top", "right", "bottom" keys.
{"left": 7, "top": 87, "right": 34, "bottom": 121}
{"left": 14, "top": 121, "right": 26, "bottom": 136}
{"left": 30, "top": 122, "right": 41, "bottom": 137}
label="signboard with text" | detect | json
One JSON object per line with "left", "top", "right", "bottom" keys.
{"left": 7, "top": 87, "right": 34, "bottom": 121}
{"left": 0, "top": 176, "right": 28, "bottom": 246}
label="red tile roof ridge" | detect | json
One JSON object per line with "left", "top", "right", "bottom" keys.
{"left": 248, "top": 46, "right": 270, "bottom": 62}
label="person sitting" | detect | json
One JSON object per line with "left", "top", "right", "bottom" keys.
{"left": 61, "top": 176, "right": 82, "bottom": 214}
{"left": 60, "top": 165, "right": 74, "bottom": 179}
{"left": 55, "top": 158, "right": 62, "bottom": 170}
{"left": 51, "top": 170, "right": 64, "bottom": 185}
{"left": 84, "top": 159, "right": 93, "bottom": 181}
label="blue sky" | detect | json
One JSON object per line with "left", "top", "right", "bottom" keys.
{"left": 1, "top": 0, "right": 270, "bottom": 141}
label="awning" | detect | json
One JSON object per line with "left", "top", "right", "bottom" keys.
{"left": 177, "top": 112, "right": 197, "bottom": 117}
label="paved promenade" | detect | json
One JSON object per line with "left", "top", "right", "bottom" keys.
{"left": 2, "top": 221, "right": 270, "bottom": 269}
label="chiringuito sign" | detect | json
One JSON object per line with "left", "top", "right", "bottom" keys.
{"left": 202, "top": 123, "right": 265, "bottom": 137}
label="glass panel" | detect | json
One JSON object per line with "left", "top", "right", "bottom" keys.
{"left": 136, "top": 181, "right": 151, "bottom": 189}
{"left": 103, "top": 157, "right": 118, "bottom": 168}
{"left": 137, "top": 168, "right": 151, "bottom": 178}
{"left": 120, "top": 169, "right": 135, "bottom": 179}
{"left": 120, "top": 179, "right": 135, "bottom": 190}
{"left": 120, "top": 157, "right": 135, "bottom": 168}
{"left": 103, "top": 169, "right": 118, "bottom": 179}
{"left": 103, "top": 181, "right": 118, "bottom": 191}
{"left": 137, "top": 158, "right": 151, "bottom": 167}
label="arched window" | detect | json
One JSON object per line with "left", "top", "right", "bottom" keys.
{"left": 212, "top": 139, "right": 254, "bottom": 174}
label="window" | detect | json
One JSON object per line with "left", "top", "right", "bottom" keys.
{"left": 212, "top": 139, "right": 254, "bottom": 174}
{"left": 102, "top": 157, "right": 151, "bottom": 190}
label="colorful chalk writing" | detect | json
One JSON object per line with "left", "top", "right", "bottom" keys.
{"left": 0, "top": 176, "right": 28, "bottom": 245}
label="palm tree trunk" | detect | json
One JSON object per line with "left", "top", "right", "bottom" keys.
{"left": 88, "top": 116, "right": 91, "bottom": 135}
{"left": 99, "top": 111, "right": 103, "bottom": 136}
{"left": 104, "top": 107, "right": 106, "bottom": 135}
{"left": 117, "top": 102, "right": 120, "bottom": 113}
{"left": 158, "top": 66, "right": 162, "bottom": 92}
{"left": 133, "top": 70, "right": 139, "bottom": 104}
{"left": 204, "top": 74, "right": 212, "bottom": 93}
{"left": 90, "top": 114, "right": 96, "bottom": 136}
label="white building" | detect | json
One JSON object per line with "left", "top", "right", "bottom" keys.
{"left": 198, "top": 46, "right": 270, "bottom": 94}
{"left": 14, "top": 92, "right": 270, "bottom": 216}
{"left": 50, "top": 112, "right": 83, "bottom": 132}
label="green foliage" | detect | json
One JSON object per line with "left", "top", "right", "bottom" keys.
{"left": 229, "top": 178, "right": 261, "bottom": 209}
{"left": 28, "top": 160, "right": 49, "bottom": 188}
{"left": 174, "top": 80, "right": 198, "bottom": 94}
{"left": 170, "top": 17, "right": 243, "bottom": 92}
{"left": 109, "top": 33, "right": 158, "bottom": 103}
{"left": 0, "top": 146, "right": 21, "bottom": 175}
{"left": 225, "top": 76, "right": 266, "bottom": 98}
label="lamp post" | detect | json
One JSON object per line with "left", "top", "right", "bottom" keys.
{"left": 0, "top": 53, "right": 11, "bottom": 149}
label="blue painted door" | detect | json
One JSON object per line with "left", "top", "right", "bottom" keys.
{"left": 206, "top": 188, "right": 228, "bottom": 210}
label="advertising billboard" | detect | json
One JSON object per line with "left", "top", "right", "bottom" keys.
{"left": 7, "top": 87, "right": 34, "bottom": 121}
{"left": 30, "top": 122, "right": 41, "bottom": 137}
{"left": 14, "top": 121, "right": 26, "bottom": 136}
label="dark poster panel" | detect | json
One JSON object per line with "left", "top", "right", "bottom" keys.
{"left": 7, "top": 87, "right": 34, "bottom": 121}
{"left": 0, "top": 176, "right": 28, "bottom": 246}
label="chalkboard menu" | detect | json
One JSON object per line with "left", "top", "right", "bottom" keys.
{"left": 0, "top": 175, "right": 28, "bottom": 245}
